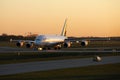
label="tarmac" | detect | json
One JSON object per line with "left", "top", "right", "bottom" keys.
{"left": 0, "top": 46, "right": 120, "bottom": 75}
{"left": 0, "top": 46, "right": 120, "bottom": 53}
{"left": 0, "top": 56, "right": 120, "bottom": 75}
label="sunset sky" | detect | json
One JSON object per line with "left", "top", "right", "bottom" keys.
{"left": 0, "top": 0, "right": 120, "bottom": 37}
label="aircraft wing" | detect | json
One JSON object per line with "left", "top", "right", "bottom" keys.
{"left": 65, "top": 37, "right": 110, "bottom": 42}
{"left": 10, "top": 39, "right": 35, "bottom": 43}
{"left": 64, "top": 37, "right": 110, "bottom": 47}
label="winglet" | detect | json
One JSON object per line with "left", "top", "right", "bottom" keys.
{"left": 61, "top": 18, "right": 67, "bottom": 36}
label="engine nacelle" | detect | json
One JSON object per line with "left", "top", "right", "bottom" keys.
{"left": 16, "top": 42, "right": 24, "bottom": 47}
{"left": 64, "top": 41, "right": 71, "bottom": 48}
{"left": 81, "top": 40, "right": 88, "bottom": 46}
{"left": 26, "top": 43, "right": 33, "bottom": 48}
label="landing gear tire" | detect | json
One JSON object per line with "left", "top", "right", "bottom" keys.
{"left": 54, "top": 47, "right": 61, "bottom": 50}
{"left": 42, "top": 47, "right": 51, "bottom": 50}
{"left": 33, "top": 47, "right": 38, "bottom": 51}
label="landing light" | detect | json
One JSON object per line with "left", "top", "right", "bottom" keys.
{"left": 76, "top": 41, "right": 79, "bottom": 43}
{"left": 38, "top": 48, "right": 43, "bottom": 51}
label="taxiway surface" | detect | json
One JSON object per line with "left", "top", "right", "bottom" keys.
{"left": 0, "top": 47, "right": 120, "bottom": 53}
{"left": 0, "top": 56, "right": 120, "bottom": 75}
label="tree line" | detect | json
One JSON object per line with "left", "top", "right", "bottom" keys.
{"left": 0, "top": 33, "right": 120, "bottom": 41}
{"left": 0, "top": 34, "right": 35, "bottom": 41}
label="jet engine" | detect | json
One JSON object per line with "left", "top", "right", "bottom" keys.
{"left": 26, "top": 43, "right": 33, "bottom": 48}
{"left": 16, "top": 42, "right": 24, "bottom": 47}
{"left": 64, "top": 41, "right": 71, "bottom": 48}
{"left": 80, "top": 40, "right": 88, "bottom": 46}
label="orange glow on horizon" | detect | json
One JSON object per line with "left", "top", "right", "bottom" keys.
{"left": 0, "top": 0, "right": 120, "bottom": 37}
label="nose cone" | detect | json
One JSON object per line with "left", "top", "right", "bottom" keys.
{"left": 34, "top": 35, "right": 44, "bottom": 45}
{"left": 35, "top": 39, "right": 40, "bottom": 45}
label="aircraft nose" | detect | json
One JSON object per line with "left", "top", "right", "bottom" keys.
{"left": 35, "top": 40, "right": 40, "bottom": 45}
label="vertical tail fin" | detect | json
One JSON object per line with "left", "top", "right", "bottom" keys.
{"left": 61, "top": 18, "right": 67, "bottom": 36}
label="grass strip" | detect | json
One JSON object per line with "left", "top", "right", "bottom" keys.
{"left": 0, "top": 63, "right": 120, "bottom": 80}
{"left": 0, "top": 52, "right": 120, "bottom": 64}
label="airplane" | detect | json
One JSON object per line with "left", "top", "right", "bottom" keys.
{"left": 10, "top": 19, "right": 109, "bottom": 50}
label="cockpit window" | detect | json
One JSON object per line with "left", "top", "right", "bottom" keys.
{"left": 36, "top": 39, "right": 40, "bottom": 41}
{"left": 35, "top": 35, "right": 46, "bottom": 42}
{"left": 43, "top": 38, "right": 46, "bottom": 40}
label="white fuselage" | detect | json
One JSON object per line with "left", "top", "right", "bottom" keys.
{"left": 34, "top": 35, "right": 67, "bottom": 47}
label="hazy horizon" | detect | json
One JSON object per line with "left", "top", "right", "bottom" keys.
{"left": 1, "top": 0, "right": 120, "bottom": 37}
